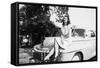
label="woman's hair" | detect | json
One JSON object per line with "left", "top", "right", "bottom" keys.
{"left": 62, "top": 16, "right": 70, "bottom": 26}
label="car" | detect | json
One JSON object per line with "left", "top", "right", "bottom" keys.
{"left": 33, "top": 29, "right": 96, "bottom": 62}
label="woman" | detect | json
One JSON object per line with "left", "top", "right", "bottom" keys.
{"left": 44, "top": 16, "right": 72, "bottom": 61}
{"left": 60, "top": 16, "right": 72, "bottom": 49}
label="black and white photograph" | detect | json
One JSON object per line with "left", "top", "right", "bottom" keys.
{"left": 11, "top": 2, "right": 97, "bottom": 65}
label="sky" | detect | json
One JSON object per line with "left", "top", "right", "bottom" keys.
{"left": 49, "top": 6, "right": 96, "bottom": 31}
{"left": 68, "top": 7, "right": 96, "bottom": 31}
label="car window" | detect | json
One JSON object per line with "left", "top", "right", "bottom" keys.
{"left": 71, "top": 29, "right": 85, "bottom": 38}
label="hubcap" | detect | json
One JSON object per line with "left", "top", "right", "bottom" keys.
{"left": 72, "top": 55, "right": 80, "bottom": 61}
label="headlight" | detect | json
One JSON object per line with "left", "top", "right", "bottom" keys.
{"left": 23, "top": 38, "right": 28, "bottom": 43}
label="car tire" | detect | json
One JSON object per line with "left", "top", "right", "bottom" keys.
{"left": 72, "top": 53, "right": 82, "bottom": 61}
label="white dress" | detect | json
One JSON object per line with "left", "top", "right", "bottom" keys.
{"left": 56, "top": 25, "right": 72, "bottom": 50}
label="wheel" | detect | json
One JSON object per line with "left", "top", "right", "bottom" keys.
{"left": 72, "top": 53, "right": 82, "bottom": 61}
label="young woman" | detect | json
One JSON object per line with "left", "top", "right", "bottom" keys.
{"left": 60, "top": 16, "right": 72, "bottom": 49}
{"left": 44, "top": 16, "right": 72, "bottom": 61}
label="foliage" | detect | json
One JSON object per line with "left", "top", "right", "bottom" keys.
{"left": 19, "top": 4, "right": 69, "bottom": 46}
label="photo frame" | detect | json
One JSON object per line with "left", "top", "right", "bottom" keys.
{"left": 11, "top": 2, "right": 97, "bottom": 66}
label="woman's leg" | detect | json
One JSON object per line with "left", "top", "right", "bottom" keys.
{"left": 44, "top": 38, "right": 59, "bottom": 61}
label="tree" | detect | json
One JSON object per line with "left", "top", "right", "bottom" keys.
{"left": 19, "top": 4, "right": 69, "bottom": 46}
